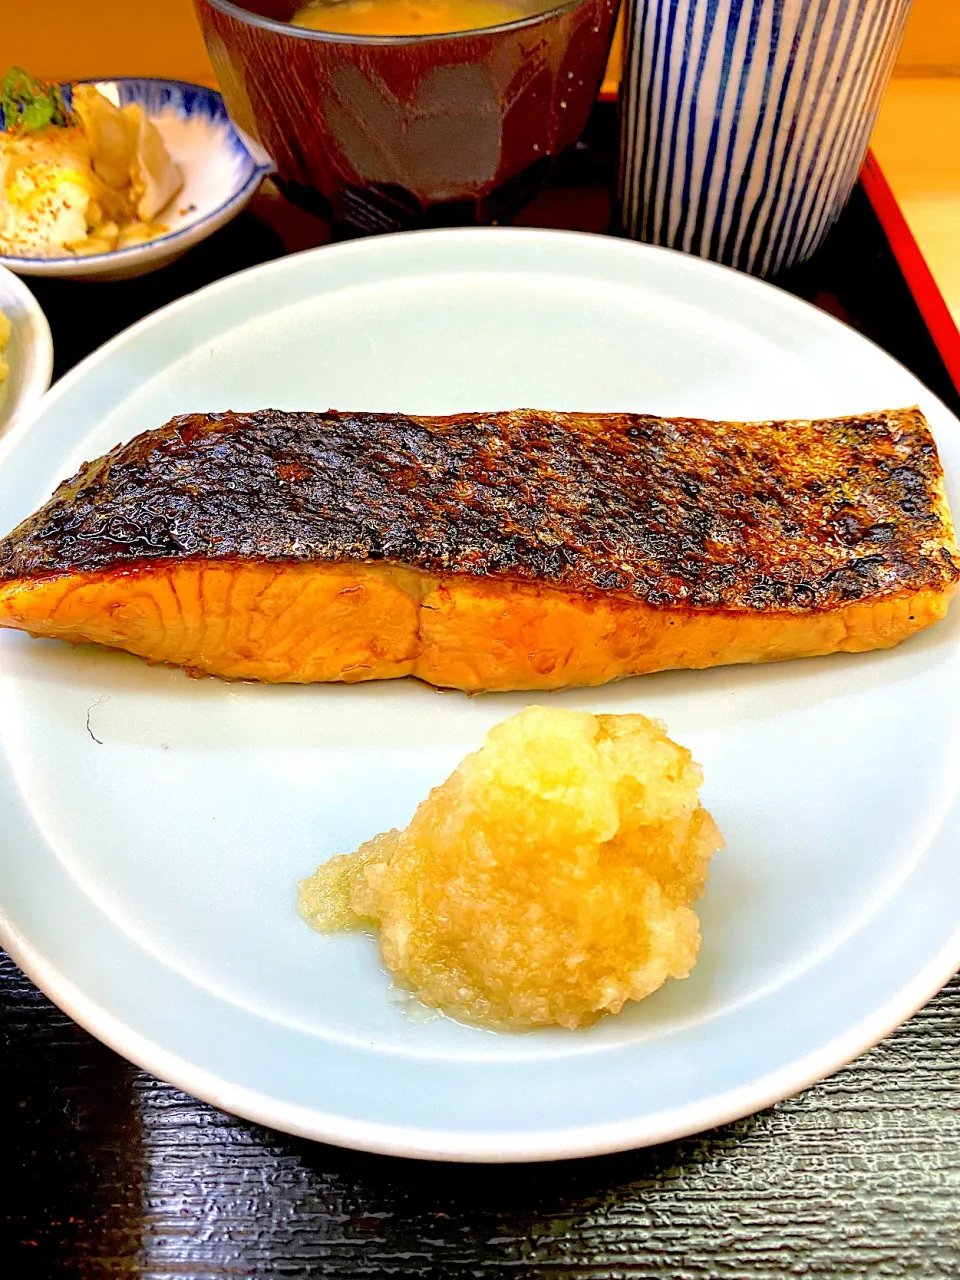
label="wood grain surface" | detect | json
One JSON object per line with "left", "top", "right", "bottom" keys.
{"left": 2, "top": 948, "right": 958, "bottom": 1277}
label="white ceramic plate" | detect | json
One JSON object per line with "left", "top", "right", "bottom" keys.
{"left": 1, "top": 229, "right": 959, "bottom": 1163}
{"left": 0, "top": 266, "right": 53, "bottom": 437}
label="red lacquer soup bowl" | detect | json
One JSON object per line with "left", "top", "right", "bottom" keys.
{"left": 194, "top": 0, "right": 619, "bottom": 232}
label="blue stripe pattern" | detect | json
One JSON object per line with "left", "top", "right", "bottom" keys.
{"left": 619, "top": 0, "right": 913, "bottom": 276}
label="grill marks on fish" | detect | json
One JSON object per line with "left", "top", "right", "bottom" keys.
{"left": 1, "top": 406, "right": 956, "bottom": 611}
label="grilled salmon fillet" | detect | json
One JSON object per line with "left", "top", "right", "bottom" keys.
{"left": 0, "top": 407, "right": 956, "bottom": 691}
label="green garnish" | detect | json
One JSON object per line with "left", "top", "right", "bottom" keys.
{"left": 1, "top": 66, "right": 74, "bottom": 134}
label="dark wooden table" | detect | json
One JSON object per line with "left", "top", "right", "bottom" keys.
{"left": 4, "top": 105, "right": 960, "bottom": 1277}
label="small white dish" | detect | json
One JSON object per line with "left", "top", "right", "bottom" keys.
{"left": 1, "top": 229, "right": 959, "bottom": 1162}
{"left": 0, "top": 265, "right": 53, "bottom": 436}
{"left": 0, "top": 78, "right": 274, "bottom": 282}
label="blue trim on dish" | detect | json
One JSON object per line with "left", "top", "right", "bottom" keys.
{"left": 0, "top": 77, "right": 274, "bottom": 269}
{"left": 66, "top": 78, "right": 232, "bottom": 124}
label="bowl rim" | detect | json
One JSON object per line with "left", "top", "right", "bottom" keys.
{"left": 0, "top": 264, "right": 54, "bottom": 431}
{"left": 0, "top": 77, "right": 274, "bottom": 272}
{"left": 200, "top": 0, "right": 593, "bottom": 46}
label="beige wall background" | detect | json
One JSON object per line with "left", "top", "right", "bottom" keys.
{"left": 4, "top": 0, "right": 959, "bottom": 84}
{"left": 3, "top": 0, "right": 217, "bottom": 84}
{"left": 897, "top": 0, "right": 960, "bottom": 73}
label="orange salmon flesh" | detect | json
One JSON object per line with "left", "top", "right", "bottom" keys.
{"left": 0, "top": 559, "right": 951, "bottom": 691}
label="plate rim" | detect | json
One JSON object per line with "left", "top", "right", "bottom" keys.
{"left": 1, "top": 226, "right": 959, "bottom": 1162}
{"left": 2, "top": 224, "right": 954, "bottom": 460}
{"left": 1, "top": 897, "right": 959, "bottom": 1162}
{"left": 0, "top": 265, "right": 53, "bottom": 434}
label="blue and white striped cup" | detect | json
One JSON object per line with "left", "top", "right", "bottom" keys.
{"left": 619, "top": 0, "right": 913, "bottom": 276}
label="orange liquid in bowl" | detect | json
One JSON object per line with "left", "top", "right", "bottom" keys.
{"left": 290, "top": 0, "right": 548, "bottom": 36}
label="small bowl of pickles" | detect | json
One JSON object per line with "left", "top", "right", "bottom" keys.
{"left": 0, "top": 68, "right": 273, "bottom": 280}
{"left": 193, "top": 0, "right": 619, "bottom": 234}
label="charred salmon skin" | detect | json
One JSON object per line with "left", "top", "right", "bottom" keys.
{"left": 0, "top": 407, "right": 957, "bottom": 692}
